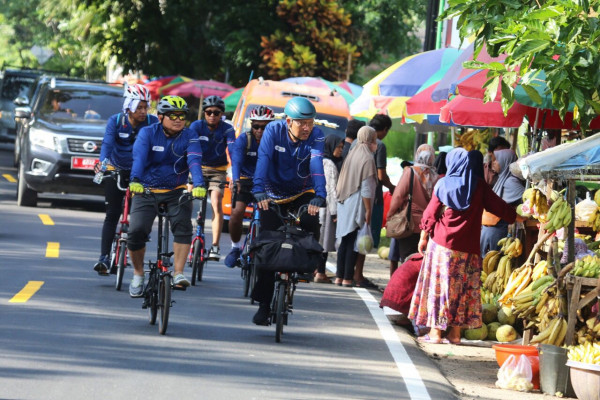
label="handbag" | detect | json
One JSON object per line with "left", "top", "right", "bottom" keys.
{"left": 249, "top": 225, "right": 324, "bottom": 274}
{"left": 386, "top": 167, "right": 415, "bottom": 239}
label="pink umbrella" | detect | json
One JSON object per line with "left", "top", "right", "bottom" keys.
{"left": 161, "top": 80, "right": 235, "bottom": 99}
{"left": 145, "top": 76, "right": 177, "bottom": 99}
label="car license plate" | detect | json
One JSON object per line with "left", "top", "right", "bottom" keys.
{"left": 71, "top": 156, "right": 98, "bottom": 170}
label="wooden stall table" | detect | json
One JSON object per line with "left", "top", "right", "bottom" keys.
{"left": 564, "top": 273, "right": 600, "bottom": 345}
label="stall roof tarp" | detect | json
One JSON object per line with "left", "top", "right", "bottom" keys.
{"left": 520, "top": 133, "right": 600, "bottom": 180}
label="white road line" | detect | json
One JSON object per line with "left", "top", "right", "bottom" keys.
{"left": 326, "top": 261, "right": 431, "bottom": 400}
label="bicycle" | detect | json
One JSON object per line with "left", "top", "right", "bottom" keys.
{"left": 240, "top": 202, "right": 260, "bottom": 301}
{"left": 107, "top": 170, "right": 131, "bottom": 291}
{"left": 261, "top": 203, "right": 313, "bottom": 343}
{"left": 142, "top": 190, "right": 194, "bottom": 335}
{"left": 186, "top": 179, "right": 227, "bottom": 285}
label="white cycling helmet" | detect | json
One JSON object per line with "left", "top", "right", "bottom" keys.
{"left": 124, "top": 83, "right": 152, "bottom": 102}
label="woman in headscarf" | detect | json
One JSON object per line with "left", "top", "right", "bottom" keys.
{"left": 434, "top": 151, "right": 448, "bottom": 176}
{"left": 408, "top": 148, "right": 524, "bottom": 344}
{"left": 480, "top": 148, "right": 525, "bottom": 257}
{"left": 335, "top": 126, "right": 378, "bottom": 287}
{"left": 386, "top": 144, "right": 439, "bottom": 276}
{"left": 315, "top": 134, "right": 344, "bottom": 283}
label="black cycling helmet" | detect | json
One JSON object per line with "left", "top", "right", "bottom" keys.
{"left": 157, "top": 96, "right": 189, "bottom": 114}
{"left": 202, "top": 95, "right": 225, "bottom": 112}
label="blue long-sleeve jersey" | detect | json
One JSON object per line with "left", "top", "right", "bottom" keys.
{"left": 99, "top": 113, "right": 159, "bottom": 170}
{"left": 130, "top": 123, "right": 204, "bottom": 190}
{"left": 252, "top": 120, "right": 326, "bottom": 201}
{"left": 230, "top": 131, "right": 259, "bottom": 181}
{"left": 189, "top": 119, "right": 236, "bottom": 168}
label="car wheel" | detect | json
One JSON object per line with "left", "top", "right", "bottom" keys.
{"left": 17, "top": 161, "right": 38, "bottom": 207}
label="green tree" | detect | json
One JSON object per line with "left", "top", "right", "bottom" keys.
{"left": 442, "top": 0, "right": 600, "bottom": 131}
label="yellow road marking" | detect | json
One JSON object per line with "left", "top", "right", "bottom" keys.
{"left": 9, "top": 281, "right": 44, "bottom": 303}
{"left": 2, "top": 174, "right": 16, "bottom": 183}
{"left": 39, "top": 214, "right": 54, "bottom": 225}
{"left": 46, "top": 242, "right": 60, "bottom": 258}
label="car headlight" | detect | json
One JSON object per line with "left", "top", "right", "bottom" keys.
{"left": 30, "top": 127, "right": 58, "bottom": 151}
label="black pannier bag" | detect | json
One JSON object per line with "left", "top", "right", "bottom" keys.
{"left": 249, "top": 225, "right": 324, "bottom": 274}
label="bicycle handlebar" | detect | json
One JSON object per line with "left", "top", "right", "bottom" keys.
{"left": 267, "top": 201, "right": 308, "bottom": 225}
{"left": 109, "top": 170, "right": 129, "bottom": 192}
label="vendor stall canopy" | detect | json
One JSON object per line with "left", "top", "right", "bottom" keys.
{"left": 519, "top": 134, "right": 600, "bottom": 180}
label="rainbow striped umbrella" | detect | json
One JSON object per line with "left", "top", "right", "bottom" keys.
{"left": 350, "top": 48, "right": 462, "bottom": 121}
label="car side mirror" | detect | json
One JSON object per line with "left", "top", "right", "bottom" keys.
{"left": 13, "top": 96, "right": 29, "bottom": 107}
{"left": 14, "top": 106, "right": 32, "bottom": 119}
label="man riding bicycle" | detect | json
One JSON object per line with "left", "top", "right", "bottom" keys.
{"left": 189, "top": 96, "right": 236, "bottom": 262}
{"left": 93, "top": 84, "right": 159, "bottom": 275}
{"left": 251, "top": 97, "right": 326, "bottom": 325}
{"left": 224, "top": 105, "right": 275, "bottom": 268}
{"left": 127, "top": 95, "right": 206, "bottom": 297}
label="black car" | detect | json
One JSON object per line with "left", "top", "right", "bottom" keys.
{"left": 0, "top": 68, "right": 44, "bottom": 142}
{"left": 14, "top": 76, "right": 123, "bottom": 207}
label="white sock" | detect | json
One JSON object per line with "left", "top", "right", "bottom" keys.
{"left": 232, "top": 240, "right": 243, "bottom": 249}
{"left": 132, "top": 275, "right": 144, "bottom": 285}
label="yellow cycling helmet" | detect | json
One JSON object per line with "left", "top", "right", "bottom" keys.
{"left": 157, "top": 95, "right": 189, "bottom": 114}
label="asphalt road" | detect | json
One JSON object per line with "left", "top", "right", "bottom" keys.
{"left": 0, "top": 143, "right": 456, "bottom": 400}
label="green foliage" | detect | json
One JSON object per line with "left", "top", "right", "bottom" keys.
{"left": 441, "top": 0, "right": 600, "bottom": 131}
{"left": 260, "top": 0, "right": 359, "bottom": 80}
{"left": 383, "top": 127, "right": 416, "bottom": 160}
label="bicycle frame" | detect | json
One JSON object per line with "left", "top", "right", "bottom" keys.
{"left": 109, "top": 171, "right": 131, "bottom": 291}
{"left": 188, "top": 194, "right": 208, "bottom": 285}
{"left": 241, "top": 203, "right": 260, "bottom": 299}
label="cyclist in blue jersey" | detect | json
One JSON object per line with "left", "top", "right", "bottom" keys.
{"left": 250, "top": 97, "right": 327, "bottom": 325}
{"left": 189, "top": 95, "right": 236, "bottom": 261}
{"left": 224, "top": 106, "right": 275, "bottom": 268}
{"left": 126, "top": 96, "right": 206, "bottom": 297}
{"left": 93, "top": 84, "right": 159, "bottom": 275}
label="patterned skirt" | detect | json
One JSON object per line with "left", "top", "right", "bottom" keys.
{"left": 408, "top": 240, "right": 483, "bottom": 330}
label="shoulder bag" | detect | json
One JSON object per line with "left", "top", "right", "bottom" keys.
{"left": 386, "top": 167, "right": 415, "bottom": 239}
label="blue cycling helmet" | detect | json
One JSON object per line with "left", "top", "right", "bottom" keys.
{"left": 284, "top": 97, "right": 316, "bottom": 119}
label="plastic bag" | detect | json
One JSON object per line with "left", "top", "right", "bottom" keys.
{"left": 354, "top": 222, "right": 373, "bottom": 255}
{"left": 575, "top": 193, "right": 598, "bottom": 221}
{"left": 495, "top": 354, "right": 534, "bottom": 392}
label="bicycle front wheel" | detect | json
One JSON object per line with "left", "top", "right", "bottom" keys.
{"left": 148, "top": 275, "right": 158, "bottom": 325}
{"left": 158, "top": 274, "right": 172, "bottom": 335}
{"left": 190, "top": 240, "right": 201, "bottom": 286}
{"left": 115, "top": 240, "right": 127, "bottom": 291}
{"left": 275, "top": 282, "right": 287, "bottom": 343}
{"left": 242, "top": 263, "right": 251, "bottom": 297}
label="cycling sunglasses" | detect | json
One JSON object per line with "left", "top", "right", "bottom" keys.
{"left": 252, "top": 124, "right": 268, "bottom": 130}
{"left": 166, "top": 113, "right": 186, "bottom": 121}
{"left": 205, "top": 110, "right": 222, "bottom": 116}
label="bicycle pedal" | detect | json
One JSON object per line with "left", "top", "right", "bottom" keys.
{"left": 173, "top": 285, "right": 187, "bottom": 291}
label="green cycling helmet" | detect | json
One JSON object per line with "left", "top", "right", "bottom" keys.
{"left": 157, "top": 95, "right": 189, "bottom": 114}
{"left": 284, "top": 97, "right": 316, "bottom": 119}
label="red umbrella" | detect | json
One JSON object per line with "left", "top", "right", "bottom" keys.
{"left": 144, "top": 76, "right": 177, "bottom": 99}
{"left": 405, "top": 83, "right": 447, "bottom": 115}
{"left": 440, "top": 95, "right": 600, "bottom": 129}
{"left": 160, "top": 80, "right": 235, "bottom": 99}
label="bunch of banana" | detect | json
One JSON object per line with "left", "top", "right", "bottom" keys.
{"left": 576, "top": 325, "right": 597, "bottom": 345}
{"left": 534, "top": 284, "right": 560, "bottom": 330}
{"left": 529, "top": 316, "right": 567, "bottom": 346}
{"left": 485, "top": 254, "right": 515, "bottom": 295}
{"left": 587, "top": 205, "right": 600, "bottom": 232}
{"left": 497, "top": 237, "right": 523, "bottom": 258}
{"left": 480, "top": 287, "right": 497, "bottom": 305}
{"left": 567, "top": 342, "right": 600, "bottom": 364}
{"left": 497, "top": 264, "right": 533, "bottom": 306}
{"left": 482, "top": 250, "right": 501, "bottom": 275}
{"left": 527, "top": 188, "right": 550, "bottom": 220}
{"left": 455, "top": 129, "right": 491, "bottom": 152}
{"left": 586, "top": 316, "right": 600, "bottom": 337}
{"left": 531, "top": 260, "right": 548, "bottom": 281}
{"left": 510, "top": 275, "right": 556, "bottom": 319}
{"left": 571, "top": 255, "right": 600, "bottom": 278}
{"left": 544, "top": 197, "right": 572, "bottom": 234}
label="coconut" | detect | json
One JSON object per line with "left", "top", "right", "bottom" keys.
{"left": 495, "top": 324, "right": 518, "bottom": 342}
{"left": 357, "top": 234, "right": 373, "bottom": 254}
{"left": 464, "top": 324, "right": 488, "bottom": 341}
{"left": 482, "top": 303, "right": 498, "bottom": 324}
{"left": 498, "top": 307, "right": 516, "bottom": 325}
{"left": 487, "top": 322, "right": 502, "bottom": 340}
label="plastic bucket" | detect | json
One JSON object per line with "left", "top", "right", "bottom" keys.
{"left": 539, "top": 344, "right": 575, "bottom": 397}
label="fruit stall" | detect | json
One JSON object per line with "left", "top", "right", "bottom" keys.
{"left": 479, "top": 134, "right": 600, "bottom": 397}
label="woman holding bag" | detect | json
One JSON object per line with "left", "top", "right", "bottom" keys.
{"left": 335, "top": 126, "right": 378, "bottom": 287}
{"left": 386, "top": 144, "right": 439, "bottom": 276}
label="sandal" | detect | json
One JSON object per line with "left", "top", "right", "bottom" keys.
{"left": 417, "top": 334, "right": 443, "bottom": 344}
{"left": 354, "top": 279, "right": 378, "bottom": 288}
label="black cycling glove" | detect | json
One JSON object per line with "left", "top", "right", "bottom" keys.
{"left": 254, "top": 192, "right": 269, "bottom": 203}
{"left": 309, "top": 196, "right": 326, "bottom": 208}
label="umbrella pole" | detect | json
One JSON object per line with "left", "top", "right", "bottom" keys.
{"left": 450, "top": 126, "right": 456, "bottom": 147}
{"left": 198, "top": 88, "right": 204, "bottom": 120}
{"left": 529, "top": 108, "right": 540, "bottom": 153}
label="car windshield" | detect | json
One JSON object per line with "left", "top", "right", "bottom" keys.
{"left": 241, "top": 104, "right": 348, "bottom": 139}
{"left": 40, "top": 88, "right": 122, "bottom": 122}
{"left": 1, "top": 75, "right": 36, "bottom": 100}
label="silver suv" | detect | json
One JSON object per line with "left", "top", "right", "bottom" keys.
{"left": 14, "top": 76, "right": 123, "bottom": 206}
{"left": 0, "top": 68, "right": 43, "bottom": 142}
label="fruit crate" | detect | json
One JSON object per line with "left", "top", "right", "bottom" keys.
{"left": 565, "top": 273, "right": 600, "bottom": 345}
